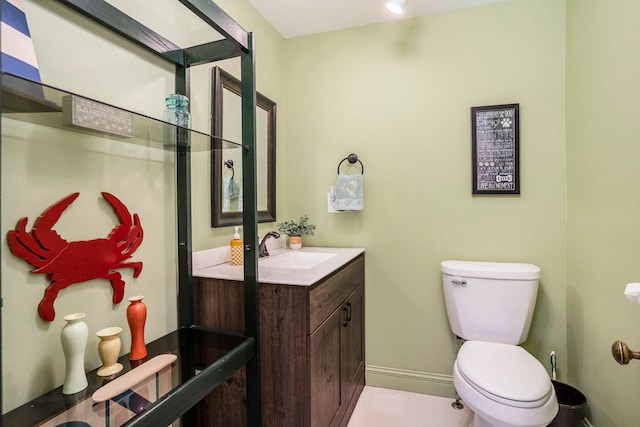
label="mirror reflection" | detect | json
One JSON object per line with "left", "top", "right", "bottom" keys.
{"left": 211, "top": 66, "right": 276, "bottom": 227}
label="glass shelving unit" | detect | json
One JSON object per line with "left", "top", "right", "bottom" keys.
{"left": 0, "top": 73, "right": 253, "bottom": 426}
{"left": 0, "top": 0, "right": 262, "bottom": 425}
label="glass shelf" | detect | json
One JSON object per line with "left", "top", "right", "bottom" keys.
{"left": 1, "top": 73, "right": 242, "bottom": 152}
{"left": 1, "top": 326, "right": 255, "bottom": 426}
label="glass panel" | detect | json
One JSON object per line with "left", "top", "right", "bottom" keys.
{"left": 0, "top": 73, "right": 244, "bottom": 417}
{"left": 1, "top": 327, "right": 253, "bottom": 426}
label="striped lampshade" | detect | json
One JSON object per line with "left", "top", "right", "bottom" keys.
{"left": 1, "top": 0, "right": 41, "bottom": 82}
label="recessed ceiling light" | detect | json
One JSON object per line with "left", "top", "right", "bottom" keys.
{"left": 385, "top": 0, "right": 407, "bottom": 15}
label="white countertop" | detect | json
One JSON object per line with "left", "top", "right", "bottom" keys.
{"left": 193, "top": 246, "right": 364, "bottom": 286}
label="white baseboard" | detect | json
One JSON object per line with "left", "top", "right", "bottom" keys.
{"left": 584, "top": 419, "right": 594, "bottom": 427}
{"left": 365, "top": 365, "right": 456, "bottom": 398}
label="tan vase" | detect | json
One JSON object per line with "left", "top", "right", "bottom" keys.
{"left": 289, "top": 236, "right": 302, "bottom": 250}
{"left": 96, "top": 326, "right": 124, "bottom": 377}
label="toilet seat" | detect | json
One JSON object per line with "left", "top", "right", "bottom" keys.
{"left": 457, "top": 341, "right": 552, "bottom": 409}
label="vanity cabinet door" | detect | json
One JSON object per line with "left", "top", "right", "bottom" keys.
{"left": 342, "top": 285, "right": 365, "bottom": 420}
{"left": 310, "top": 284, "right": 365, "bottom": 427}
{"left": 310, "top": 307, "right": 344, "bottom": 427}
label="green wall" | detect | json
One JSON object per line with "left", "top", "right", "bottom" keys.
{"left": 283, "top": 0, "right": 567, "bottom": 396}
{"left": 5, "top": 0, "right": 640, "bottom": 424}
{"left": 566, "top": 0, "right": 640, "bottom": 425}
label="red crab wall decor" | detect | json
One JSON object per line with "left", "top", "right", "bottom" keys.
{"left": 7, "top": 192, "right": 144, "bottom": 321}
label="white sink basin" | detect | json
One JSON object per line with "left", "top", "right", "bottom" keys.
{"left": 193, "top": 246, "right": 364, "bottom": 285}
{"left": 260, "top": 251, "right": 337, "bottom": 270}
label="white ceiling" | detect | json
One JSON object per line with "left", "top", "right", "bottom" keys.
{"left": 246, "top": 0, "right": 513, "bottom": 39}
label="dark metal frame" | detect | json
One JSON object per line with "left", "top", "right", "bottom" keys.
{"left": 211, "top": 65, "right": 277, "bottom": 227}
{"left": 0, "top": 0, "right": 261, "bottom": 425}
{"left": 471, "top": 103, "right": 520, "bottom": 195}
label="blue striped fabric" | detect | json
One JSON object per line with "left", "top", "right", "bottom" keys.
{"left": 2, "top": 0, "right": 41, "bottom": 82}
{"left": 3, "top": 0, "right": 30, "bottom": 34}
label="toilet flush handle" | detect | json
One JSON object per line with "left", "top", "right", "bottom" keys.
{"left": 451, "top": 277, "right": 467, "bottom": 287}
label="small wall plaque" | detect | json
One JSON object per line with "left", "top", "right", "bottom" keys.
{"left": 471, "top": 103, "right": 519, "bottom": 194}
{"left": 62, "top": 95, "right": 133, "bottom": 137}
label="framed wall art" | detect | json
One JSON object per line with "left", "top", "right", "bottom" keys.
{"left": 471, "top": 103, "right": 519, "bottom": 194}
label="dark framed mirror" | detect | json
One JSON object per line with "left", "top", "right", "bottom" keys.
{"left": 211, "top": 66, "right": 276, "bottom": 227}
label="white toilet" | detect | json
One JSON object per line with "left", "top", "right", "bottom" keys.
{"left": 441, "top": 260, "right": 558, "bottom": 427}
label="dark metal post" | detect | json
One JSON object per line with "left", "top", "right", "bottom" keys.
{"left": 174, "top": 62, "right": 199, "bottom": 426}
{"left": 241, "top": 32, "right": 261, "bottom": 427}
{"left": 0, "top": 3, "right": 4, "bottom": 413}
{"left": 175, "top": 61, "right": 193, "bottom": 330}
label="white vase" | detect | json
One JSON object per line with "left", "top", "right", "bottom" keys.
{"left": 61, "top": 312, "right": 88, "bottom": 394}
{"left": 96, "top": 326, "right": 124, "bottom": 377}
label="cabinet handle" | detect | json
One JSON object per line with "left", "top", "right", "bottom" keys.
{"left": 342, "top": 302, "right": 352, "bottom": 327}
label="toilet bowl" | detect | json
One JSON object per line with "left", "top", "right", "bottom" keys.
{"left": 453, "top": 341, "right": 558, "bottom": 427}
{"left": 441, "top": 260, "right": 558, "bottom": 427}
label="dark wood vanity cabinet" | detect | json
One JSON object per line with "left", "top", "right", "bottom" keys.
{"left": 194, "top": 254, "right": 365, "bottom": 427}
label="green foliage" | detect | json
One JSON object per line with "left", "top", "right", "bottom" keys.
{"left": 277, "top": 214, "right": 316, "bottom": 237}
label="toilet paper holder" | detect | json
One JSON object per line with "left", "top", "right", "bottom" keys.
{"left": 611, "top": 283, "right": 640, "bottom": 365}
{"left": 612, "top": 340, "right": 640, "bottom": 365}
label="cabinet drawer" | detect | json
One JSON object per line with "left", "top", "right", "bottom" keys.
{"left": 309, "top": 255, "right": 364, "bottom": 334}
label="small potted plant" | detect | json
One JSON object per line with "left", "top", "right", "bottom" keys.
{"left": 277, "top": 214, "right": 316, "bottom": 249}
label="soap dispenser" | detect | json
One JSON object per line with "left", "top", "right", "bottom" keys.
{"left": 230, "top": 226, "right": 243, "bottom": 266}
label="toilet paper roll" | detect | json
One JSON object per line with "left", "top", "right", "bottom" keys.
{"left": 624, "top": 282, "right": 640, "bottom": 306}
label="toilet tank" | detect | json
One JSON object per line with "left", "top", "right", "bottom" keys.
{"left": 441, "top": 260, "right": 541, "bottom": 345}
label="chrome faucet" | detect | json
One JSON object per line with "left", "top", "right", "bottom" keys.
{"left": 258, "top": 231, "right": 280, "bottom": 258}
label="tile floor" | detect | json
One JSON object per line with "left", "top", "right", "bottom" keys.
{"left": 347, "top": 386, "right": 474, "bottom": 427}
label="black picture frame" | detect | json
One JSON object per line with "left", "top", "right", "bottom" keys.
{"left": 471, "top": 103, "right": 520, "bottom": 194}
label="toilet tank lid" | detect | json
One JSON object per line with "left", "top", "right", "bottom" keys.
{"left": 441, "top": 260, "right": 540, "bottom": 280}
